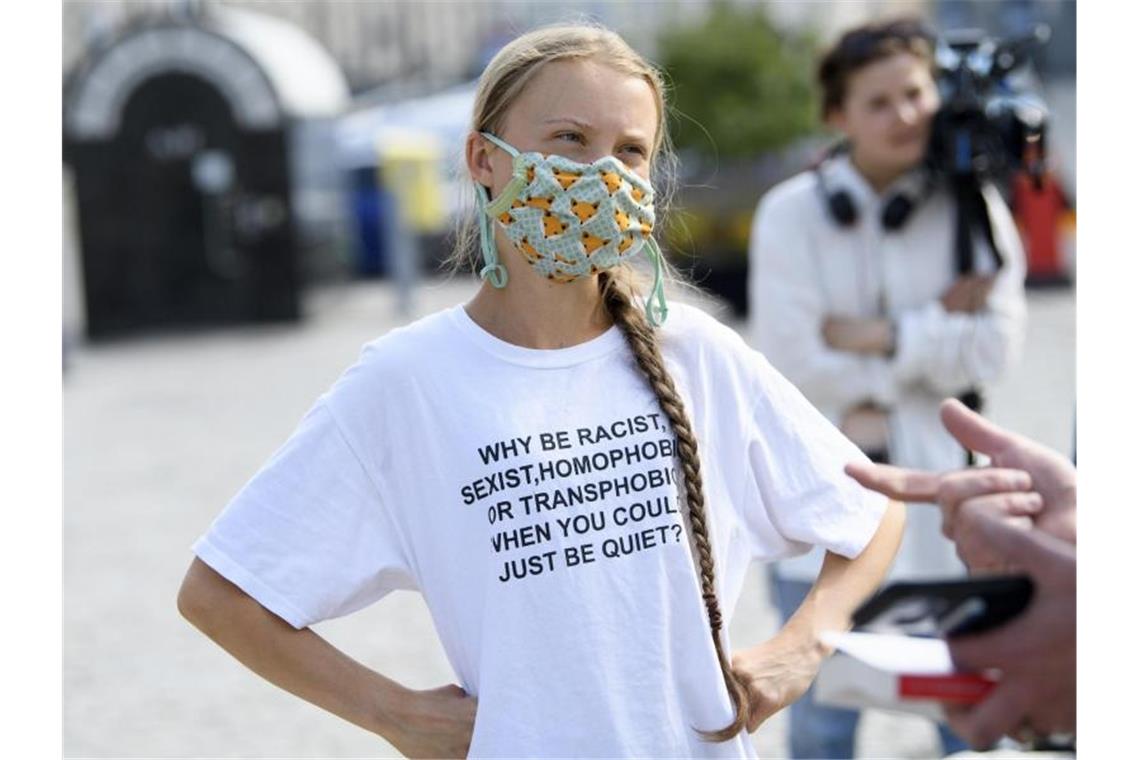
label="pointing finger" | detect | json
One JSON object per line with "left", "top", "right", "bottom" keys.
{"left": 844, "top": 461, "right": 940, "bottom": 503}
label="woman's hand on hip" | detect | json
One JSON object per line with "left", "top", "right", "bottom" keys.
{"left": 385, "top": 684, "right": 477, "bottom": 759}
{"left": 731, "top": 627, "right": 825, "bottom": 732}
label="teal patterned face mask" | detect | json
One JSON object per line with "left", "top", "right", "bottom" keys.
{"left": 474, "top": 132, "right": 668, "bottom": 326}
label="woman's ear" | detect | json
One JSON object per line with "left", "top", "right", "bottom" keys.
{"left": 465, "top": 132, "right": 495, "bottom": 190}
{"left": 825, "top": 106, "right": 848, "bottom": 135}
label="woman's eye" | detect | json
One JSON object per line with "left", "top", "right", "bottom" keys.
{"left": 555, "top": 132, "right": 584, "bottom": 144}
{"left": 621, "top": 145, "right": 648, "bottom": 157}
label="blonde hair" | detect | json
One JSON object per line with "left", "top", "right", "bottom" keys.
{"left": 451, "top": 23, "right": 752, "bottom": 742}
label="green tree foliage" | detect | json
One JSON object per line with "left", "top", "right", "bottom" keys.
{"left": 658, "top": 3, "right": 819, "bottom": 159}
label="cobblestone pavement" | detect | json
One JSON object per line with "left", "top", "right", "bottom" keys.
{"left": 64, "top": 277, "right": 1074, "bottom": 758}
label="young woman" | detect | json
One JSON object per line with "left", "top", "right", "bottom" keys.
{"left": 748, "top": 18, "right": 1027, "bottom": 759}
{"left": 178, "top": 23, "right": 904, "bottom": 758}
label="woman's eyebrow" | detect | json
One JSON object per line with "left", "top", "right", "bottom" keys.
{"left": 619, "top": 130, "right": 651, "bottom": 142}
{"left": 542, "top": 117, "right": 594, "bottom": 129}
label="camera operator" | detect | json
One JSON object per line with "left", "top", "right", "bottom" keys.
{"left": 747, "top": 17, "right": 1028, "bottom": 759}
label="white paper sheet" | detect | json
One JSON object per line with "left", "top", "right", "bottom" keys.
{"left": 820, "top": 630, "right": 956, "bottom": 675}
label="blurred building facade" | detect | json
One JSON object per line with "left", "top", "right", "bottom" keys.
{"left": 63, "top": 2, "right": 352, "bottom": 339}
{"left": 62, "top": 0, "right": 1074, "bottom": 333}
{"left": 65, "top": 0, "right": 932, "bottom": 101}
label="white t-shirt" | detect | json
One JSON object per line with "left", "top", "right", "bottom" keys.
{"left": 193, "top": 300, "right": 888, "bottom": 758}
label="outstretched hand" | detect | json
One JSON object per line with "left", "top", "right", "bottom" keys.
{"left": 844, "top": 398, "right": 1075, "bottom": 571}
{"left": 844, "top": 399, "right": 1076, "bottom": 747}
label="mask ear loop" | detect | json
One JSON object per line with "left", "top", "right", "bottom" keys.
{"left": 474, "top": 132, "right": 530, "bottom": 289}
{"left": 480, "top": 132, "right": 528, "bottom": 219}
{"left": 643, "top": 237, "right": 669, "bottom": 327}
{"left": 474, "top": 183, "right": 508, "bottom": 289}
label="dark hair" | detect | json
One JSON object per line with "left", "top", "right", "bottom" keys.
{"left": 817, "top": 17, "right": 936, "bottom": 119}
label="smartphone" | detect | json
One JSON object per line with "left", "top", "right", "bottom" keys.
{"left": 852, "top": 575, "right": 1035, "bottom": 638}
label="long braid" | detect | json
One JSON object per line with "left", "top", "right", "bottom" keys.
{"left": 599, "top": 271, "right": 752, "bottom": 741}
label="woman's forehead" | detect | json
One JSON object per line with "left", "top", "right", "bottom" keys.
{"left": 847, "top": 52, "right": 932, "bottom": 96}
{"left": 506, "top": 59, "right": 658, "bottom": 134}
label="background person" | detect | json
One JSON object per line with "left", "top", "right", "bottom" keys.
{"left": 177, "top": 23, "right": 905, "bottom": 758}
{"left": 747, "top": 17, "right": 1028, "bottom": 759}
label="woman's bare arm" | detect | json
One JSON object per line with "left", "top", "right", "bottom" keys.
{"left": 176, "top": 557, "right": 475, "bottom": 758}
{"left": 791, "top": 498, "right": 907, "bottom": 643}
{"left": 732, "top": 500, "right": 906, "bottom": 731}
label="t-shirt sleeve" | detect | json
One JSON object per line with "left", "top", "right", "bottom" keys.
{"left": 743, "top": 351, "right": 889, "bottom": 562}
{"left": 192, "top": 400, "right": 417, "bottom": 629}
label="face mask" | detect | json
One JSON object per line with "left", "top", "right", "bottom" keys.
{"left": 474, "top": 132, "right": 668, "bottom": 326}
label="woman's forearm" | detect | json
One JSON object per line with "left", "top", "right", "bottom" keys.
{"left": 177, "top": 558, "right": 410, "bottom": 742}
{"left": 785, "top": 500, "right": 906, "bottom": 651}
{"left": 728, "top": 502, "right": 906, "bottom": 728}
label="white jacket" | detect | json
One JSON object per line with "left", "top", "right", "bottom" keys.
{"left": 748, "top": 155, "right": 1027, "bottom": 581}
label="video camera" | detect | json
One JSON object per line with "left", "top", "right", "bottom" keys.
{"left": 927, "top": 24, "right": 1052, "bottom": 189}
{"left": 922, "top": 24, "right": 1051, "bottom": 278}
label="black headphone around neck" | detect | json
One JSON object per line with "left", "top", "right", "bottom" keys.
{"left": 812, "top": 142, "right": 931, "bottom": 232}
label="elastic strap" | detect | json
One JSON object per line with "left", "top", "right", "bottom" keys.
{"left": 474, "top": 183, "right": 508, "bottom": 288}
{"left": 479, "top": 132, "right": 528, "bottom": 219}
{"left": 479, "top": 131, "right": 519, "bottom": 157}
{"left": 484, "top": 174, "right": 529, "bottom": 219}
{"left": 644, "top": 237, "right": 669, "bottom": 327}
